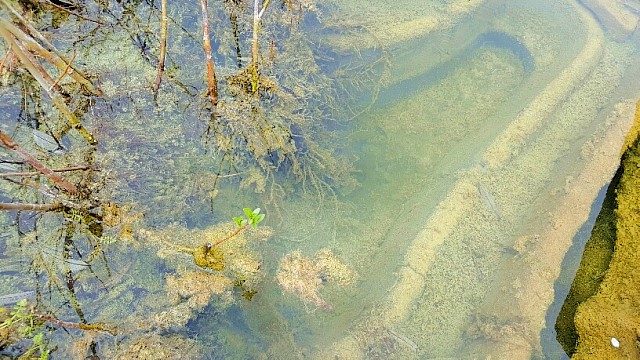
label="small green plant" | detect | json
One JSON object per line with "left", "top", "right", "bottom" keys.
{"left": 210, "top": 208, "right": 266, "bottom": 248}
{"left": 0, "top": 299, "right": 50, "bottom": 359}
{"left": 233, "top": 207, "right": 266, "bottom": 228}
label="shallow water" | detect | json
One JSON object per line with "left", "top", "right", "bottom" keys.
{"left": 1, "top": 0, "right": 640, "bottom": 358}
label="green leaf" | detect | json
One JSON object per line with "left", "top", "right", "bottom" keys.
{"left": 33, "top": 332, "right": 43, "bottom": 344}
{"left": 243, "top": 208, "right": 253, "bottom": 218}
{"left": 255, "top": 213, "right": 265, "bottom": 224}
{"left": 252, "top": 208, "right": 261, "bottom": 215}
{"left": 233, "top": 217, "right": 244, "bottom": 227}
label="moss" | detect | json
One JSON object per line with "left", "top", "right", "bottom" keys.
{"left": 554, "top": 168, "right": 618, "bottom": 355}
{"left": 566, "top": 102, "right": 640, "bottom": 359}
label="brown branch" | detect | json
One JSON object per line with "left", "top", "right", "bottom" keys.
{"left": 0, "top": 202, "right": 62, "bottom": 211}
{"left": 211, "top": 224, "right": 249, "bottom": 248}
{"left": 153, "top": 0, "right": 168, "bottom": 99}
{"left": 36, "top": 313, "right": 117, "bottom": 335}
{"left": 0, "top": 165, "right": 89, "bottom": 178}
{"left": 199, "top": 0, "right": 218, "bottom": 110}
{"left": 0, "top": 48, "right": 11, "bottom": 72}
{"left": 50, "top": 49, "right": 76, "bottom": 91}
{"left": 0, "top": 130, "right": 78, "bottom": 194}
{"left": 250, "top": 0, "right": 271, "bottom": 92}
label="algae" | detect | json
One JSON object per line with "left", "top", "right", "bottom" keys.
{"left": 554, "top": 168, "right": 618, "bottom": 355}
{"left": 569, "top": 111, "right": 640, "bottom": 359}
{"left": 554, "top": 99, "right": 640, "bottom": 358}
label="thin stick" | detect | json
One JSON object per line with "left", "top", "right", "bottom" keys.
{"left": 199, "top": 0, "right": 218, "bottom": 110}
{"left": 211, "top": 224, "right": 249, "bottom": 248}
{"left": 153, "top": 0, "right": 168, "bottom": 99}
{"left": 36, "top": 313, "right": 117, "bottom": 335}
{"left": 0, "top": 165, "right": 89, "bottom": 178}
{"left": 0, "top": 130, "right": 78, "bottom": 194}
{"left": 50, "top": 49, "right": 76, "bottom": 91}
{"left": 3, "top": 177, "right": 82, "bottom": 209}
{"left": 0, "top": 48, "right": 10, "bottom": 72}
{"left": 0, "top": 202, "right": 62, "bottom": 211}
{"left": 250, "top": 0, "right": 271, "bottom": 92}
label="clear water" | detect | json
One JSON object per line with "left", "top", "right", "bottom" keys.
{"left": 1, "top": 0, "right": 640, "bottom": 358}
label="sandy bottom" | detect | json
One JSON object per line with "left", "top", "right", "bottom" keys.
{"left": 315, "top": 0, "right": 640, "bottom": 358}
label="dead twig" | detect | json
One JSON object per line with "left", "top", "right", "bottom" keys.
{"left": 0, "top": 1, "right": 99, "bottom": 96}
{"left": 49, "top": 49, "right": 76, "bottom": 92}
{"left": 153, "top": 0, "right": 168, "bottom": 99}
{"left": 250, "top": 0, "right": 272, "bottom": 92}
{"left": 35, "top": 312, "right": 117, "bottom": 335}
{"left": 0, "top": 130, "right": 78, "bottom": 194}
{"left": 0, "top": 48, "right": 11, "bottom": 72}
{"left": 0, "top": 202, "right": 62, "bottom": 211}
{"left": 199, "top": 0, "right": 218, "bottom": 111}
{"left": 0, "top": 165, "right": 89, "bottom": 178}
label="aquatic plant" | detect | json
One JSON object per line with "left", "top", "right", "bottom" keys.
{"left": 0, "top": 299, "right": 50, "bottom": 359}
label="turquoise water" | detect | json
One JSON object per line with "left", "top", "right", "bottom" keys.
{"left": 1, "top": 0, "right": 640, "bottom": 358}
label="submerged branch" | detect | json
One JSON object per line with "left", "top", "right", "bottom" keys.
{"left": 0, "top": 165, "right": 89, "bottom": 178}
{"left": 36, "top": 313, "right": 117, "bottom": 335}
{"left": 153, "top": 0, "right": 168, "bottom": 99}
{"left": 0, "top": 130, "right": 79, "bottom": 194}
{"left": 199, "top": 0, "right": 218, "bottom": 111}
{"left": 0, "top": 202, "right": 62, "bottom": 211}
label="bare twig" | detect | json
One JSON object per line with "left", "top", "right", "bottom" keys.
{"left": 0, "top": 130, "right": 78, "bottom": 194}
{"left": 199, "top": 0, "right": 218, "bottom": 110}
{"left": 211, "top": 224, "right": 249, "bottom": 248}
{"left": 0, "top": 48, "right": 11, "bottom": 72}
{"left": 50, "top": 49, "right": 76, "bottom": 91}
{"left": 0, "top": 202, "right": 62, "bottom": 211}
{"left": 35, "top": 312, "right": 117, "bottom": 335}
{"left": 250, "top": 0, "right": 272, "bottom": 92}
{"left": 0, "top": 165, "right": 89, "bottom": 178}
{"left": 153, "top": 0, "right": 168, "bottom": 99}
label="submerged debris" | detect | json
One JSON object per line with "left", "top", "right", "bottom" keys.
{"left": 276, "top": 248, "right": 355, "bottom": 311}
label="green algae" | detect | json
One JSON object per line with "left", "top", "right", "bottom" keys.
{"left": 554, "top": 168, "right": 618, "bottom": 355}
{"left": 555, "top": 100, "right": 640, "bottom": 359}
{"left": 570, "top": 113, "right": 640, "bottom": 359}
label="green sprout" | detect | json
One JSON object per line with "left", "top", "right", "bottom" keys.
{"left": 233, "top": 207, "right": 265, "bottom": 229}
